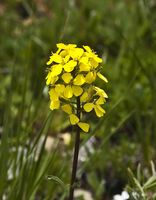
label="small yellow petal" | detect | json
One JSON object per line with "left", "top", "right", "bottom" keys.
{"left": 73, "top": 74, "right": 85, "bottom": 86}
{"left": 47, "top": 53, "right": 62, "bottom": 65}
{"left": 60, "top": 50, "right": 68, "bottom": 57}
{"left": 64, "top": 60, "right": 77, "bottom": 72}
{"left": 93, "top": 55, "right": 102, "bottom": 63}
{"left": 51, "top": 64, "right": 63, "bottom": 76}
{"left": 50, "top": 100, "right": 60, "bottom": 110}
{"left": 46, "top": 72, "right": 58, "bottom": 85}
{"left": 83, "top": 103, "right": 94, "bottom": 112}
{"left": 78, "top": 122, "right": 90, "bottom": 132}
{"left": 69, "top": 114, "right": 79, "bottom": 125}
{"left": 94, "top": 105, "right": 105, "bottom": 117}
{"left": 79, "top": 56, "right": 89, "bottom": 65}
{"left": 55, "top": 84, "right": 65, "bottom": 95}
{"left": 83, "top": 45, "right": 92, "bottom": 53}
{"left": 70, "top": 48, "right": 84, "bottom": 59}
{"left": 52, "top": 54, "right": 62, "bottom": 63}
{"left": 85, "top": 72, "right": 96, "bottom": 83}
{"left": 97, "top": 72, "right": 108, "bottom": 83}
{"left": 79, "top": 63, "right": 90, "bottom": 72}
{"left": 56, "top": 43, "right": 67, "bottom": 49}
{"left": 94, "top": 86, "right": 108, "bottom": 98}
{"left": 72, "top": 86, "right": 83, "bottom": 97}
{"left": 46, "top": 59, "right": 52, "bottom": 65}
{"left": 96, "top": 97, "right": 106, "bottom": 105}
{"left": 67, "top": 44, "right": 77, "bottom": 48}
{"left": 63, "top": 55, "right": 70, "bottom": 63}
{"left": 64, "top": 85, "right": 73, "bottom": 98}
{"left": 62, "top": 73, "right": 73, "bottom": 84}
{"left": 80, "top": 92, "right": 89, "bottom": 102}
{"left": 61, "top": 104, "right": 72, "bottom": 114}
{"left": 90, "top": 58, "right": 99, "bottom": 68}
{"left": 49, "top": 89, "right": 59, "bottom": 101}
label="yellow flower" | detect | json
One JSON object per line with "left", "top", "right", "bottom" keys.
{"left": 50, "top": 100, "right": 60, "bottom": 110}
{"left": 94, "top": 104, "right": 105, "bottom": 117}
{"left": 62, "top": 73, "right": 73, "bottom": 83}
{"left": 85, "top": 72, "right": 96, "bottom": 83}
{"left": 83, "top": 101, "right": 106, "bottom": 117}
{"left": 72, "top": 86, "right": 83, "bottom": 97}
{"left": 49, "top": 89, "right": 59, "bottom": 101}
{"left": 97, "top": 72, "right": 108, "bottom": 83}
{"left": 64, "top": 60, "right": 77, "bottom": 72}
{"left": 46, "top": 43, "right": 108, "bottom": 132}
{"left": 64, "top": 85, "right": 73, "bottom": 98}
{"left": 46, "top": 53, "right": 62, "bottom": 65}
{"left": 69, "top": 114, "right": 79, "bottom": 125}
{"left": 78, "top": 122, "right": 90, "bottom": 133}
{"left": 55, "top": 84, "right": 65, "bottom": 95}
{"left": 70, "top": 48, "right": 84, "bottom": 60}
{"left": 73, "top": 74, "right": 85, "bottom": 85}
{"left": 79, "top": 63, "right": 90, "bottom": 72}
{"left": 80, "top": 92, "right": 89, "bottom": 102}
{"left": 46, "top": 72, "right": 58, "bottom": 85}
{"left": 83, "top": 103, "right": 94, "bottom": 112}
{"left": 62, "top": 104, "right": 72, "bottom": 114}
{"left": 94, "top": 86, "right": 108, "bottom": 98}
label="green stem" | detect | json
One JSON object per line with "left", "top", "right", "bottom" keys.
{"left": 68, "top": 97, "right": 81, "bottom": 200}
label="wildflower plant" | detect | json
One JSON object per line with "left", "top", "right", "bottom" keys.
{"left": 46, "top": 43, "right": 108, "bottom": 200}
{"left": 46, "top": 43, "right": 108, "bottom": 132}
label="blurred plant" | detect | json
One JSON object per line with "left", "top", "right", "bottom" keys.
{"left": 127, "top": 161, "right": 156, "bottom": 200}
{"left": 46, "top": 43, "right": 108, "bottom": 199}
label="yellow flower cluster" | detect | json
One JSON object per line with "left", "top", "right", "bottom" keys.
{"left": 46, "top": 43, "right": 108, "bottom": 132}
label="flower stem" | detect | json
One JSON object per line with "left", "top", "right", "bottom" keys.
{"left": 68, "top": 97, "right": 81, "bottom": 200}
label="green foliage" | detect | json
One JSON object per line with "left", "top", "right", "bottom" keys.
{"left": 127, "top": 162, "right": 156, "bottom": 200}
{"left": 0, "top": 0, "right": 156, "bottom": 199}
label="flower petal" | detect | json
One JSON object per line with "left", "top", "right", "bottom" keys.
{"left": 64, "top": 60, "right": 77, "bottom": 72}
{"left": 61, "top": 104, "right": 72, "bottom": 114}
{"left": 97, "top": 72, "right": 108, "bottom": 83}
{"left": 80, "top": 92, "right": 89, "bottom": 102}
{"left": 70, "top": 48, "right": 84, "bottom": 59}
{"left": 96, "top": 97, "right": 106, "bottom": 105}
{"left": 72, "top": 86, "right": 83, "bottom": 97}
{"left": 64, "top": 85, "right": 73, "bottom": 98}
{"left": 46, "top": 72, "right": 58, "bottom": 85}
{"left": 49, "top": 89, "right": 59, "bottom": 101}
{"left": 56, "top": 43, "right": 67, "bottom": 49}
{"left": 51, "top": 64, "right": 63, "bottom": 76}
{"left": 85, "top": 72, "right": 96, "bottom": 83}
{"left": 55, "top": 84, "right": 65, "bottom": 95}
{"left": 83, "top": 103, "right": 94, "bottom": 112}
{"left": 50, "top": 100, "right": 60, "bottom": 110}
{"left": 73, "top": 74, "right": 85, "bottom": 85}
{"left": 83, "top": 45, "right": 92, "bottom": 53}
{"left": 47, "top": 53, "right": 62, "bottom": 65}
{"left": 79, "top": 63, "right": 90, "bottom": 72}
{"left": 94, "top": 105, "right": 105, "bottom": 117}
{"left": 94, "top": 86, "right": 108, "bottom": 98}
{"left": 78, "top": 122, "right": 90, "bottom": 132}
{"left": 69, "top": 114, "right": 79, "bottom": 125}
{"left": 62, "top": 73, "right": 73, "bottom": 84}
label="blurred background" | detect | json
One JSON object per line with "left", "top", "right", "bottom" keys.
{"left": 0, "top": 0, "right": 156, "bottom": 199}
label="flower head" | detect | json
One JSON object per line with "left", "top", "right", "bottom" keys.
{"left": 46, "top": 43, "right": 108, "bottom": 132}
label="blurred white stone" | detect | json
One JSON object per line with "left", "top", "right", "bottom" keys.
{"left": 45, "top": 136, "right": 55, "bottom": 151}
{"left": 59, "top": 133, "right": 71, "bottom": 146}
{"left": 113, "top": 191, "right": 129, "bottom": 200}
{"left": 74, "top": 189, "right": 93, "bottom": 200}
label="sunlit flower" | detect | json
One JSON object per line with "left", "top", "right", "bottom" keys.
{"left": 113, "top": 191, "right": 129, "bottom": 200}
{"left": 46, "top": 43, "right": 108, "bottom": 132}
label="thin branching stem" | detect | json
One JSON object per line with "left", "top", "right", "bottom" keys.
{"left": 68, "top": 97, "right": 81, "bottom": 200}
